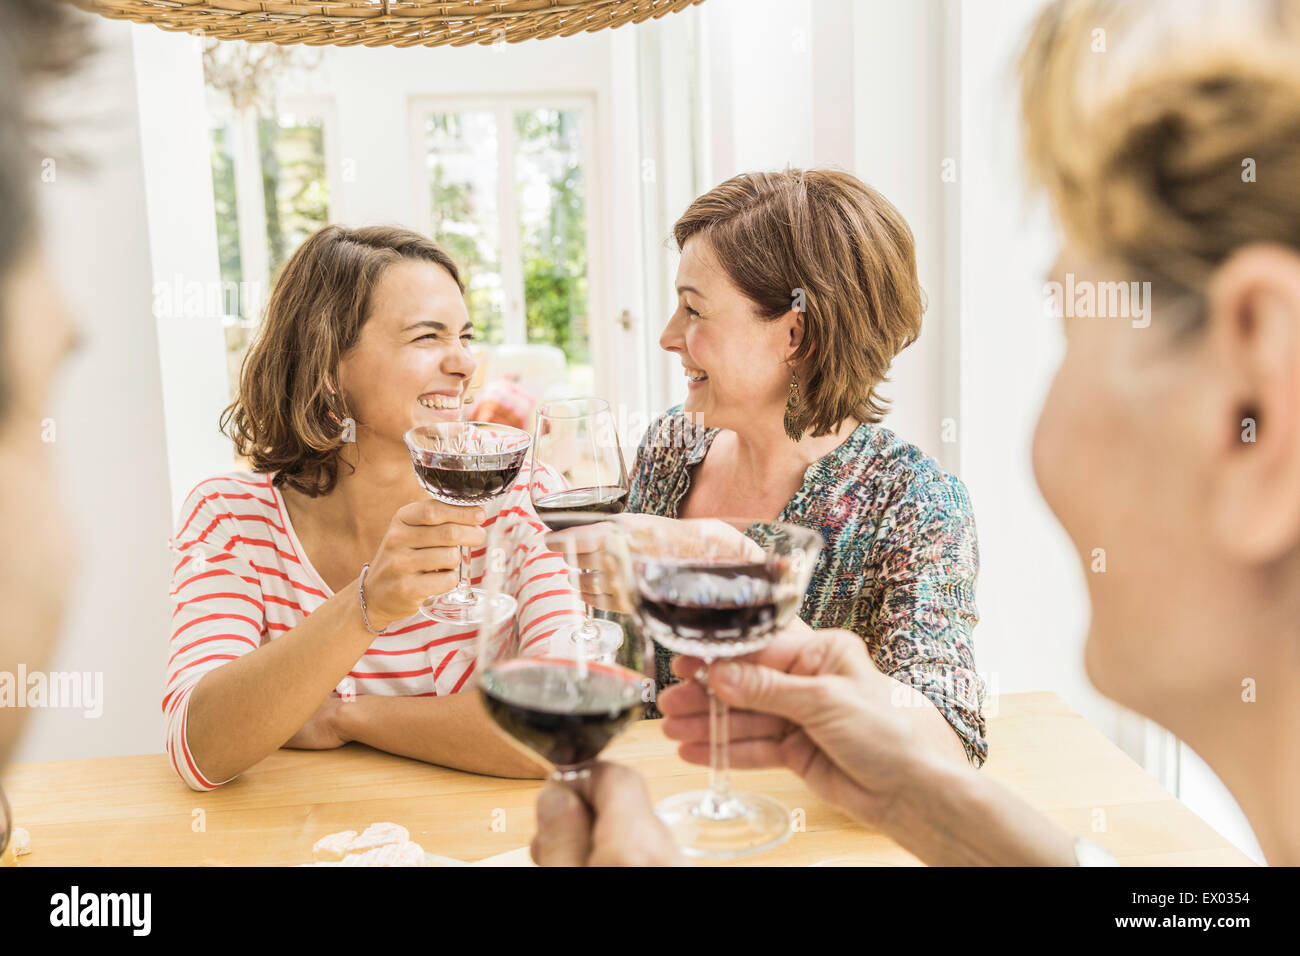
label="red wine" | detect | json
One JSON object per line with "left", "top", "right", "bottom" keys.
{"left": 413, "top": 459, "right": 525, "bottom": 504}
{"left": 634, "top": 560, "right": 795, "bottom": 658}
{"left": 481, "top": 658, "right": 645, "bottom": 768}
{"left": 639, "top": 597, "right": 777, "bottom": 638}
{"left": 533, "top": 487, "right": 628, "bottom": 531}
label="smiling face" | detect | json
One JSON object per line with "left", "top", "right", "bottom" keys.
{"left": 0, "top": 246, "right": 77, "bottom": 768}
{"left": 336, "top": 258, "right": 477, "bottom": 446}
{"left": 659, "top": 237, "right": 798, "bottom": 431}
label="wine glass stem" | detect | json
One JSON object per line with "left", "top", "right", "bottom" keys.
{"left": 450, "top": 545, "right": 474, "bottom": 605}
{"left": 578, "top": 604, "right": 601, "bottom": 637}
{"left": 707, "top": 662, "right": 732, "bottom": 804}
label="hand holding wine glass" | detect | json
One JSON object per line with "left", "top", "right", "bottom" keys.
{"left": 658, "top": 626, "right": 1080, "bottom": 867}
{"left": 531, "top": 761, "right": 687, "bottom": 866}
{"left": 404, "top": 421, "right": 532, "bottom": 624}
{"left": 658, "top": 625, "right": 920, "bottom": 828}
{"left": 625, "top": 517, "right": 823, "bottom": 859}
{"left": 476, "top": 519, "right": 653, "bottom": 785}
{"left": 358, "top": 497, "right": 487, "bottom": 630}
{"left": 550, "top": 514, "right": 764, "bottom": 614}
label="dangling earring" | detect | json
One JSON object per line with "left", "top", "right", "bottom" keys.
{"left": 325, "top": 380, "right": 343, "bottom": 426}
{"left": 783, "top": 377, "right": 802, "bottom": 442}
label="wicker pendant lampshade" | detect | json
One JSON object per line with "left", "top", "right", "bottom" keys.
{"left": 69, "top": 0, "right": 706, "bottom": 48}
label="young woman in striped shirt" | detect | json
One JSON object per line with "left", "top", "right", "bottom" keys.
{"left": 164, "top": 225, "right": 583, "bottom": 791}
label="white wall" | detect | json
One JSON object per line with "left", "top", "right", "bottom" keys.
{"left": 714, "top": 0, "right": 816, "bottom": 172}
{"left": 958, "top": 0, "right": 1109, "bottom": 734}
{"left": 135, "top": 26, "right": 233, "bottom": 525}
{"left": 17, "top": 13, "right": 174, "bottom": 763}
{"left": 853, "top": 0, "right": 959, "bottom": 470}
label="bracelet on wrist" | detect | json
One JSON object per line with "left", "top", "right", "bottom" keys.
{"left": 358, "top": 563, "right": 389, "bottom": 635}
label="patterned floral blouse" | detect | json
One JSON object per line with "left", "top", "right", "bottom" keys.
{"left": 628, "top": 408, "right": 987, "bottom": 767}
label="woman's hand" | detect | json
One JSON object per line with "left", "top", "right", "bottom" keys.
{"left": 545, "top": 514, "right": 767, "bottom": 614}
{"left": 544, "top": 522, "right": 634, "bottom": 613}
{"left": 361, "top": 499, "right": 487, "bottom": 629}
{"left": 530, "top": 762, "right": 687, "bottom": 866}
{"left": 284, "top": 695, "right": 351, "bottom": 750}
{"left": 659, "top": 627, "right": 922, "bottom": 829}
{"left": 659, "top": 627, "right": 1078, "bottom": 866}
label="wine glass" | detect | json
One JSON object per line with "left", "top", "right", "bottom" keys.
{"left": 476, "top": 517, "right": 652, "bottom": 785}
{"left": 404, "top": 421, "right": 532, "bottom": 625}
{"left": 624, "top": 517, "right": 823, "bottom": 859}
{"left": 528, "top": 398, "right": 629, "bottom": 659}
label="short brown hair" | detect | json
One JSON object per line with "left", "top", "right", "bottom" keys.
{"left": 221, "top": 224, "right": 464, "bottom": 497}
{"left": 672, "top": 168, "right": 923, "bottom": 436}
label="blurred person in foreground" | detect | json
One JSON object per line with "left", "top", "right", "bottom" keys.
{"left": 0, "top": 0, "right": 85, "bottom": 858}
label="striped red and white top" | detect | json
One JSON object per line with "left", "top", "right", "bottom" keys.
{"left": 164, "top": 465, "right": 582, "bottom": 791}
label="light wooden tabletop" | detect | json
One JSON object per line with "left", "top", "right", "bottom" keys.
{"left": 2, "top": 691, "right": 1252, "bottom": 866}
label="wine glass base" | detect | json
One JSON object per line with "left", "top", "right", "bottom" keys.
{"left": 558, "top": 618, "right": 624, "bottom": 660}
{"left": 420, "top": 590, "right": 516, "bottom": 626}
{"left": 655, "top": 790, "right": 792, "bottom": 860}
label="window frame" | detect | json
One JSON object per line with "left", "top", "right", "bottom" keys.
{"left": 407, "top": 93, "right": 606, "bottom": 393}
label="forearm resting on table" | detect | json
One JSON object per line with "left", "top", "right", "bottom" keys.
{"left": 338, "top": 692, "right": 549, "bottom": 778}
{"left": 184, "top": 588, "right": 377, "bottom": 784}
{"left": 885, "top": 754, "right": 1080, "bottom": 866}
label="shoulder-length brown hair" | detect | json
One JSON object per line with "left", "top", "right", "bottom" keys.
{"left": 221, "top": 224, "right": 463, "bottom": 497}
{"left": 673, "top": 168, "right": 923, "bottom": 437}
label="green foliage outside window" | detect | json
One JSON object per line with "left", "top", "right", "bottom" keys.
{"left": 210, "top": 124, "right": 242, "bottom": 315}
{"left": 517, "top": 109, "right": 588, "bottom": 367}
{"left": 260, "top": 116, "right": 329, "bottom": 278}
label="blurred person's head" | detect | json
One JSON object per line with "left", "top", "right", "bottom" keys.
{"left": 0, "top": 0, "right": 85, "bottom": 774}
{"left": 221, "top": 224, "right": 476, "bottom": 498}
{"left": 660, "top": 168, "right": 923, "bottom": 439}
{"left": 1022, "top": 0, "right": 1300, "bottom": 735}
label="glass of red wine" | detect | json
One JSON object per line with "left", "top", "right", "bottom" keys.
{"left": 528, "top": 398, "right": 630, "bottom": 659}
{"left": 404, "top": 421, "right": 532, "bottom": 625}
{"left": 624, "top": 517, "right": 823, "bottom": 858}
{"left": 477, "top": 518, "right": 652, "bottom": 784}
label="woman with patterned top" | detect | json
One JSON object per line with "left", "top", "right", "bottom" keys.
{"left": 627, "top": 168, "right": 985, "bottom": 769}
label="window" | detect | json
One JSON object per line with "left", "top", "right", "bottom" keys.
{"left": 424, "top": 111, "right": 504, "bottom": 345}
{"left": 207, "top": 103, "right": 330, "bottom": 402}
{"left": 261, "top": 113, "right": 329, "bottom": 279}
{"left": 417, "top": 99, "right": 596, "bottom": 395}
{"left": 516, "top": 108, "right": 589, "bottom": 368}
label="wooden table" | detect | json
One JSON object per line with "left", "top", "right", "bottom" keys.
{"left": 2, "top": 692, "right": 1252, "bottom": 866}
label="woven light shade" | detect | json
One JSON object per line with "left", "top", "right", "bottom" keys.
{"left": 69, "top": 0, "right": 706, "bottom": 48}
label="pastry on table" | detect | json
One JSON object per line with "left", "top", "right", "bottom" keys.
{"left": 307, "top": 821, "right": 426, "bottom": 867}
